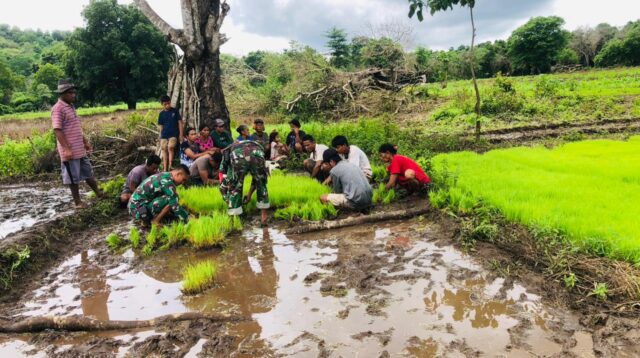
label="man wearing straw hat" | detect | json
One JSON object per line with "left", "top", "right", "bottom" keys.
{"left": 51, "top": 79, "right": 103, "bottom": 208}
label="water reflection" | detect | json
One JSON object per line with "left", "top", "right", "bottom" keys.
{"left": 77, "top": 251, "right": 110, "bottom": 321}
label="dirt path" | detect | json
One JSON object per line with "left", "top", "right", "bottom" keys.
{"left": 1, "top": 206, "right": 637, "bottom": 357}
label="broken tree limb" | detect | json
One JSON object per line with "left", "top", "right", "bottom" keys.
{"left": 0, "top": 312, "right": 249, "bottom": 334}
{"left": 285, "top": 206, "right": 430, "bottom": 235}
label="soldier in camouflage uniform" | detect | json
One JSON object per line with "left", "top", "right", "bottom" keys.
{"left": 220, "top": 141, "right": 270, "bottom": 222}
{"left": 128, "top": 165, "right": 191, "bottom": 225}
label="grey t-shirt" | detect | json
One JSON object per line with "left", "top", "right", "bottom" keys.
{"left": 124, "top": 164, "right": 148, "bottom": 192}
{"left": 330, "top": 160, "right": 372, "bottom": 209}
{"left": 190, "top": 155, "right": 215, "bottom": 179}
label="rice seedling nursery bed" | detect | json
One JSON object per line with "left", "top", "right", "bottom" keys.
{"left": 430, "top": 136, "right": 640, "bottom": 264}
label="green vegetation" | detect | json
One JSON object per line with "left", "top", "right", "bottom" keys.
{"left": 274, "top": 201, "right": 338, "bottom": 222}
{"left": 185, "top": 215, "right": 242, "bottom": 249}
{"left": 181, "top": 261, "right": 217, "bottom": 295}
{"left": 129, "top": 227, "right": 140, "bottom": 249}
{"left": 589, "top": 282, "right": 609, "bottom": 300}
{"left": 0, "top": 246, "right": 30, "bottom": 289}
{"left": 105, "top": 233, "right": 122, "bottom": 251}
{"left": 372, "top": 185, "right": 396, "bottom": 205}
{"left": 0, "top": 102, "right": 160, "bottom": 121}
{"left": 430, "top": 136, "right": 640, "bottom": 264}
{"left": 98, "top": 175, "right": 125, "bottom": 199}
{"left": 142, "top": 224, "right": 160, "bottom": 256}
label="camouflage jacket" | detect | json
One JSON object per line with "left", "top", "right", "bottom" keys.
{"left": 130, "top": 172, "right": 189, "bottom": 222}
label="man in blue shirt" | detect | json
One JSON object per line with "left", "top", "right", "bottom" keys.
{"left": 157, "top": 95, "right": 184, "bottom": 171}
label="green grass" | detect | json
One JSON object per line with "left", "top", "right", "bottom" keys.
{"left": 430, "top": 136, "right": 640, "bottom": 264}
{"left": 181, "top": 261, "right": 218, "bottom": 295}
{"left": 0, "top": 102, "right": 161, "bottom": 121}
{"left": 0, "top": 131, "right": 56, "bottom": 177}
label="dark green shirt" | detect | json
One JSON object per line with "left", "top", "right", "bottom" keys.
{"left": 212, "top": 130, "right": 233, "bottom": 149}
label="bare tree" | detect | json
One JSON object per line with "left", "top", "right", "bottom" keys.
{"left": 133, "top": 0, "right": 230, "bottom": 130}
{"left": 363, "top": 18, "right": 416, "bottom": 49}
{"left": 571, "top": 26, "right": 602, "bottom": 67}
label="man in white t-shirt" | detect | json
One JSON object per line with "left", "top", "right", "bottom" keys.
{"left": 302, "top": 134, "right": 330, "bottom": 182}
{"left": 331, "top": 135, "right": 372, "bottom": 179}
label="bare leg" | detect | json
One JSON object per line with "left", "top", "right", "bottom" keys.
{"left": 162, "top": 148, "right": 169, "bottom": 171}
{"left": 151, "top": 205, "right": 171, "bottom": 226}
{"left": 86, "top": 177, "right": 104, "bottom": 197}
{"left": 69, "top": 184, "right": 86, "bottom": 208}
{"left": 261, "top": 208, "right": 268, "bottom": 225}
{"left": 168, "top": 147, "right": 175, "bottom": 170}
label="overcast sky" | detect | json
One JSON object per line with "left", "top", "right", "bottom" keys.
{"left": 1, "top": 0, "right": 638, "bottom": 55}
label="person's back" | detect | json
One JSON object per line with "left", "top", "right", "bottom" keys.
{"left": 330, "top": 160, "right": 372, "bottom": 210}
{"left": 125, "top": 164, "right": 147, "bottom": 190}
{"left": 345, "top": 145, "right": 372, "bottom": 178}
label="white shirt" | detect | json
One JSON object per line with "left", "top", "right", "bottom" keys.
{"left": 341, "top": 145, "right": 372, "bottom": 177}
{"left": 310, "top": 144, "right": 329, "bottom": 161}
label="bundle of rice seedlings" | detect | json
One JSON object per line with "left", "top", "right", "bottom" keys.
{"left": 181, "top": 261, "right": 217, "bottom": 295}
{"left": 106, "top": 232, "right": 122, "bottom": 250}
{"left": 372, "top": 165, "right": 388, "bottom": 183}
{"left": 129, "top": 227, "right": 140, "bottom": 249}
{"left": 160, "top": 221, "right": 188, "bottom": 250}
{"left": 274, "top": 202, "right": 337, "bottom": 221}
{"left": 186, "top": 215, "right": 242, "bottom": 249}
{"left": 372, "top": 185, "right": 396, "bottom": 205}
{"left": 142, "top": 224, "right": 161, "bottom": 256}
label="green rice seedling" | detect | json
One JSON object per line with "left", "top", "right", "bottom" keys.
{"left": 142, "top": 224, "right": 161, "bottom": 256}
{"left": 129, "top": 226, "right": 140, "bottom": 249}
{"left": 181, "top": 261, "right": 218, "bottom": 295}
{"left": 588, "top": 282, "right": 608, "bottom": 301}
{"left": 99, "top": 175, "right": 126, "bottom": 199}
{"left": 186, "top": 215, "right": 242, "bottom": 249}
{"left": 371, "top": 165, "right": 388, "bottom": 183}
{"left": 274, "top": 202, "right": 337, "bottom": 221}
{"left": 372, "top": 185, "right": 396, "bottom": 205}
{"left": 430, "top": 136, "right": 640, "bottom": 264}
{"left": 160, "top": 221, "right": 188, "bottom": 250}
{"left": 178, "top": 186, "right": 227, "bottom": 214}
{"left": 106, "top": 233, "right": 122, "bottom": 251}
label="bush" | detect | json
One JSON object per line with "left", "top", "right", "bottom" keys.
{"left": 534, "top": 75, "right": 561, "bottom": 98}
{"left": 0, "top": 131, "right": 56, "bottom": 178}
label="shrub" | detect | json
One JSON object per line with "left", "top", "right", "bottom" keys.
{"left": 0, "top": 131, "right": 56, "bottom": 178}
{"left": 181, "top": 261, "right": 217, "bottom": 295}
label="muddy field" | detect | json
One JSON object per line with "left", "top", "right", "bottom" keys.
{"left": 1, "top": 192, "right": 639, "bottom": 357}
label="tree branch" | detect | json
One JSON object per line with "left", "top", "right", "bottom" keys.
{"left": 133, "top": 0, "right": 188, "bottom": 50}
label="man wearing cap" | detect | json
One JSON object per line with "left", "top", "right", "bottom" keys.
{"left": 320, "top": 148, "right": 372, "bottom": 212}
{"left": 51, "top": 79, "right": 104, "bottom": 209}
{"left": 211, "top": 118, "right": 234, "bottom": 150}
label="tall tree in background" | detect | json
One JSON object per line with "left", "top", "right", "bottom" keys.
{"left": 325, "top": 27, "right": 351, "bottom": 69}
{"left": 507, "top": 16, "right": 569, "bottom": 75}
{"left": 66, "top": 0, "right": 172, "bottom": 109}
{"left": 571, "top": 26, "right": 601, "bottom": 67}
{"left": 408, "top": 0, "right": 483, "bottom": 141}
{"left": 134, "top": 0, "right": 231, "bottom": 129}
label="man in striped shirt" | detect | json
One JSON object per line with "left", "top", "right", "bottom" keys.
{"left": 51, "top": 79, "right": 103, "bottom": 208}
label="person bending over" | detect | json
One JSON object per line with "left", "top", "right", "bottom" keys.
{"left": 331, "top": 135, "right": 372, "bottom": 180}
{"left": 320, "top": 148, "right": 372, "bottom": 212}
{"left": 302, "top": 135, "right": 329, "bottom": 183}
{"left": 219, "top": 141, "right": 270, "bottom": 224}
{"left": 120, "top": 154, "right": 161, "bottom": 204}
{"left": 378, "top": 143, "right": 430, "bottom": 193}
{"left": 128, "top": 165, "right": 190, "bottom": 227}
{"left": 189, "top": 152, "right": 222, "bottom": 186}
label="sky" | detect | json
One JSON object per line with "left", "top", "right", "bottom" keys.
{"left": 0, "top": 0, "right": 638, "bottom": 55}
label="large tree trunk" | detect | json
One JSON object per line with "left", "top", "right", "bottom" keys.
{"left": 469, "top": 6, "right": 482, "bottom": 142}
{"left": 134, "top": 0, "right": 230, "bottom": 131}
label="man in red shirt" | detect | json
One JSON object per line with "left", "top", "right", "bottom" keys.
{"left": 51, "top": 79, "right": 103, "bottom": 208}
{"left": 378, "top": 143, "right": 430, "bottom": 193}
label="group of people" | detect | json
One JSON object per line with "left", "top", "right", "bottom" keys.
{"left": 50, "top": 79, "right": 430, "bottom": 228}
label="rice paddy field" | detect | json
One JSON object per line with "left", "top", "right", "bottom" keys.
{"left": 430, "top": 136, "right": 640, "bottom": 264}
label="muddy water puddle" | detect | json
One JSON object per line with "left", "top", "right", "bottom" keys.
{"left": 0, "top": 184, "right": 84, "bottom": 239}
{"left": 1, "top": 220, "right": 597, "bottom": 357}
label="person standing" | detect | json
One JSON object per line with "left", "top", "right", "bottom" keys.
{"left": 320, "top": 149, "right": 372, "bottom": 212}
{"left": 128, "top": 165, "right": 191, "bottom": 226}
{"left": 211, "top": 118, "right": 234, "bottom": 150}
{"left": 51, "top": 79, "right": 103, "bottom": 209}
{"left": 157, "top": 95, "right": 184, "bottom": 171}
{"left": 219, "top": 141, "right": 270, "bottom": 224}
{"left": 120, "top": 154, "right": 161, "bottom": 204}
{"left": 330, "top": 135, "right": 372, "bottom": 179}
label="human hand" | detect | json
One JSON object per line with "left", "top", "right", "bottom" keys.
{"left": 61, "top": 146, "right": 73, "bottom": 161}
{"left": 84, "top": 141, "right": 93, "bottom": 152}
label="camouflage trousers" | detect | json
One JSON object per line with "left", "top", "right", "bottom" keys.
{"left": 128, "top": 196, "right": 173, "bottom": 223}
{"left": 220, "top": 156, "right": 270, "bottom": 215}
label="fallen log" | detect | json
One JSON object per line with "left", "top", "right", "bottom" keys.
{"left": 285, "top": 206, "right": 430, "bottom": 235}
{"left": 0, "top": 312, "right": 249, "bottom": 334}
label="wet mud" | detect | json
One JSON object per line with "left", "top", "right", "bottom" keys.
{"left": 2, "top": 217, "right": 634, "bottom": 357}
{"left": 0, "top": 184, "right": 83, "bottom": 240}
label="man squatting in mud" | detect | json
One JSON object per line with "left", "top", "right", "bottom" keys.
{"left": 219, "top": 140, "right": 270, "bottom": 225}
